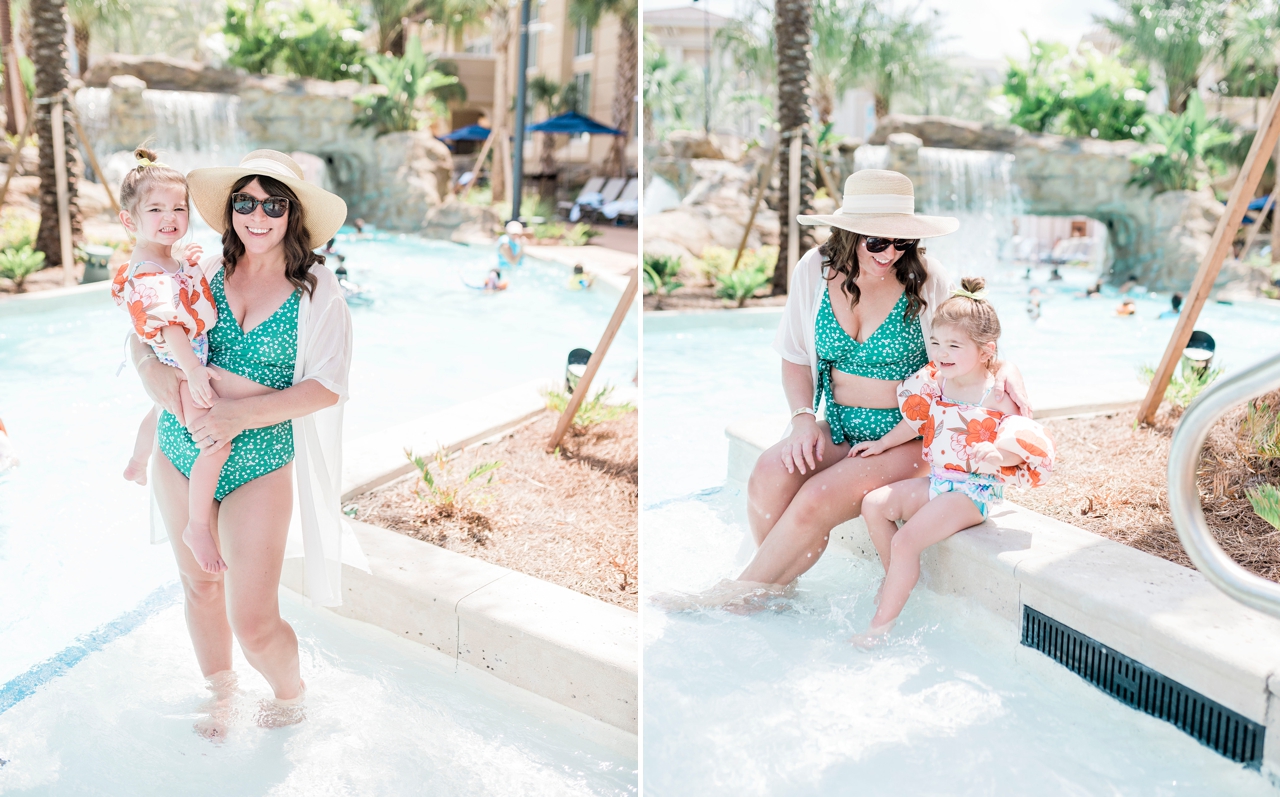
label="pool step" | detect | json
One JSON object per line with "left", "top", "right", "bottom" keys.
{"left": 726, "top": 413, "right": 1280, "bottom": 775}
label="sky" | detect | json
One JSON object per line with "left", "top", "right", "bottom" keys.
{"left": 644, "top": 0, "right": 1121, "bottom": 61}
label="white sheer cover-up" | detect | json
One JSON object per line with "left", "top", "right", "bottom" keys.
{"left": 146, "top": 256, "right": 365, "bottom": 607}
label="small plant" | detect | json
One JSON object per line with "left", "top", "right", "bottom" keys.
{"left": 0, "top": 245, "right": 45, "bottom": 291}
{"left": 224, "top": 0, "right": 365, "bottom": 80}
{"left": 563, "top": 223, "right": 602, "bottom": 247}
{"left": 1245, "top": 400, "right": 1280, "bottom": 460}
{"left": 532, "top": 222, "right": 567, "bottom": 241}
{"left": 697, "top": 246, "right": 736, "bottom": 286}
{"left": 405, "top": 447, "right": 503, "bottom": 514}
{"left": 0, "top": 208, "right": 38, "bottom": 251}
{"left": 643, "top": 253, "right": 683, "bottom": 304}
{"left": 1246, "top": 483, "right": 1280, "bottom": 532}
{"left": 1138, "top": 357, "right": 1225, "bottom": 409}
{"left": 1130, "top": 94, "right": 1234, "bottom": 193}
{"left": 716, "top": 264, "right": 771, "bottom": 307}
{"left": 355, "top": 34, "right": 463, "bottom": 135}
{"left": 544, "top": 385, "right": 635, "bottom": 427}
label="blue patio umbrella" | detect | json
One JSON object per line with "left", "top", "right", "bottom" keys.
{"left": 439, "top": 124, "right": 492, "bottom": 142}
{"left": 526, "top": 111, "right": 624, "bottom": 136}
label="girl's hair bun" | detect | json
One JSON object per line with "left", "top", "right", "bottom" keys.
{"left": 134, "top": 143, "right": 159, "bottom": 165}
{"left": 959, "top": 276, "right": 986, "bottom": 296}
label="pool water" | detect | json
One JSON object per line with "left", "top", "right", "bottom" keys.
{"left": 0, "top": 232, "right": 638, "bottom": 792}
{"left": 641, "top": 307, "right": 1280, "bottom": 795}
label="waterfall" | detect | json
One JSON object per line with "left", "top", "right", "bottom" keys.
{"left": 853, "top": 145, "right": 888, "bottom": 171}
{"left": 916, "top": 147, "right": 1023, "bottom": 279}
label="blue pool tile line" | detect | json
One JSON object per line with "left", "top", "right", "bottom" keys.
{"left": 0, "top": 581, "right": 183, "bottom": 716}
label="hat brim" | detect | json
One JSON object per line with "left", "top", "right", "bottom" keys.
{"left": 187, "top": 166, "right": 348, "bottom": 250}
{"left": 795, "top": 212, "right": 959, "bottom": 239}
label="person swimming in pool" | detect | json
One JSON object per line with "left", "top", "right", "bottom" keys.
{"left": 498, "top": 221, "right": 525, "bottom": 268}
{"left": 484, "top": 268, "right": 508, "bottom": 291}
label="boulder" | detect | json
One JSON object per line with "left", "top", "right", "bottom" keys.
{"left": 84, "top": 54, "right": 243, "bottom": 93}
{"left": 357, "top": 131, "right": 454, "bottom": 231}
{"left": 870, "top": 115, "right": 1028, "bottom": 151}
{"left": 643, "top": 156, "right": 780, "bottom": 259}
{"left": 422, "top": 198, "right": 502, "bottom": 244}
{"left": 659, "top": 130, "right": 728, "bottom": 160}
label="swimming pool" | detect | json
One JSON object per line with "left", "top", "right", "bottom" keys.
{"left": 641, "top": 308, "right": 1280, "bottom": 795}
{"left": 0, "top": 232, "right": 638, "bottom": 791}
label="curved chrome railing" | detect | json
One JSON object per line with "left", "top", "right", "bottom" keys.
{"left": 1167, "top": 350, "right": 1280, "bottom": 620}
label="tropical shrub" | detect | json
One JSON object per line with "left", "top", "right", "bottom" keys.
{"left": 642, "top": 253, "right": 683, "bottom": 300}
{"left": 355, "top": 35, "right": 463, "bottom": 134}
{"left": 1247, "top": 483, "right": 1280, "bottom": 531}
{"left": 1003, "top": 37, "right": 1151, "bottom": 140}
{"left": 224, "top": 0, "right": 365, "bottom": 80}
{"left": 1138, "top": 356, "right": 1224, "bottom": 408}
{"left": 0, "top": 208, "right": 39, "bottom": 251}
{"left": 563, "top": 223, "right": 602, "bottom": 247}
{"left": 544, "top": 385, "right": 635, "bottom": 427}
{"left": 1130, "top": 95, "right": 1235, "bottom": 192}
{"left": 0, "top": 246, "right": 46, "bottom": 291}
{"left": 716, "top": 263, "right": 771, "bottom": 307}
{"left": 404, "top": 446, "right": 503, "bottom": 513}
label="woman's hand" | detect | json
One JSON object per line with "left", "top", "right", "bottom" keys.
{"left": 188, "top": 399, "right": 247, "bottom": 454}
{"left": 181, "top": 243, "right": 204, "bottom": 267}
{"left": 993, "top": 361, "right": 1033, "bottom": 417}
{"left": 135, "top": 343, "right": 185, "bottom": 424}
{"left": 781, "top": 414, "right": 825, "bottom": 474}
{"left": 848, "top": 438, "right": 889, "bottom": 458}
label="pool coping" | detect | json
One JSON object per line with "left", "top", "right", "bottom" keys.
{"left": 284, "top": 381, "right": 638, "bottom": 737}
{"left": 725, "top": 413, "right": 1280, "bottom": 776}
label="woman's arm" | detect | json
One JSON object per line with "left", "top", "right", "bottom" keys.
{"left": 780, "top": 358, "right": 826, "bottom": 474}
{"left": 992, "top": 361, "right": 1033, "bottom": 417}
{"left": 129, "top": 333, "right": 185, "bottom": 424}
{"left": 187, "top": 379, "right": 339, "bottom": 452}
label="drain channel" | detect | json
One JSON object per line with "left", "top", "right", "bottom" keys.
{"left": 1021, "top": 606, "right": 1265, "bottom": 767}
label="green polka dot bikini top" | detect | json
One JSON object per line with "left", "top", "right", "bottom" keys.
{"left": 814, "top": 285, "right": 927, "bottom": 381}
{"left": 205, "top": 269, "right": 300, "bottom": 391}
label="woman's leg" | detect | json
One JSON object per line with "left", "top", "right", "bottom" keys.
{"left": 180, "top": 382, "right": 229, "bottom": 574}
{"left": 746, "top": 422, "right": 848, "bottom": 547}
{"left": 737, "top": 440, "right": 927, "bottom": 587}
{"left": 867, "top": 492, "right": 984, "bottom": 633}
{"left": 218, "top": 463, "right": 302, "bottom": 701}
{"left": 152, "top": 450, "right": 234, "bottom": 677}
{"left": 123, "top": 406, "right": 158, "bottom": 485}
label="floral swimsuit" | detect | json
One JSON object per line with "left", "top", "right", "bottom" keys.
{"left": 111, "top": 260, "right": 218, "bottom": 367}
{"left": 897, "top": 363, "right": 1055, "bottom": 517}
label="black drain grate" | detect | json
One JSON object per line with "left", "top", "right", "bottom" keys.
{"left": 1021, "top": 606, "right": 1265, "bottom": 767}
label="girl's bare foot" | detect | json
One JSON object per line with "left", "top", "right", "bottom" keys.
{"left": 123, "top": 457, "right": 148, "bottom": 485}
{"left": 183, "top": 522, "right": 227, "bottom": 574}
{"left": 849, "top": 620, "right": 895, "bottom": 650}
{"left": 256, "top": 680, "right": 306, "bottom": 728}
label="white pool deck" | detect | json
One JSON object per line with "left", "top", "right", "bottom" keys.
{"left": 726, "top": 412, "right": 1280, "bottom": 776}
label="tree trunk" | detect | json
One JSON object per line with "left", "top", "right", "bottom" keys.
{"left": 874, "top": 91, "right": 889, "bottom": 119}
{"left": 489, "top": 2, "right": 511, "bottom": 204}
{"left": 31, "top": 0, "right": 80, "bottom": 269}
{"left": 0, "top": 0, "right": 20, "bottom": 135}
{"left": 72, "top": 20, "right": 87, "bottom": 77}
{"left": 606, "top": 8, "right": 637, "bottom": 178}
{"left": 772, "top": 0, "right": 814, "bottom": 294}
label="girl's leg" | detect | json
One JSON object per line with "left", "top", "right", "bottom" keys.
{"left": 218, "top": 463, "right": 302, "bottom": 704}
{"left": 123, "top": 405, "right": 158, "bottom": 485}
{"left": 179, "top": 382, "right": 229, "bottom": 574}
{"left": 865, "top": 492, "right": 984, "bottom": 635}
{"left": 746, "top": 422, "right": 848, "bottom": 547}
{"left": 861, "top": 477, "right": 931, "bottom": 573}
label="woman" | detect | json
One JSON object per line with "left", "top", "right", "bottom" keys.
{"left": 129, "top": 150, "right": 352, "bottom": 729}
{"left": 672, "top": 170, "right": 1031, "bottom": 608}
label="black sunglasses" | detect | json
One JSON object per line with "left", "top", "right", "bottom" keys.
{"left": 231, "top": 192, "right": 290, "bottom": 218}
{"left": 863, "top": 237, "right": 918, "bottom": 253}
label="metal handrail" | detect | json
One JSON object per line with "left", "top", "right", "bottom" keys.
{"left": 1167, "top": 350, "right": 1280, "bottom": 620}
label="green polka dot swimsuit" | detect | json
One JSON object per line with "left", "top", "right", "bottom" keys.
{"left": 157, "top": 269, "right": 300, "bottom": 501}
{"left": 814, "top": 284, "right": 928, "bottom": 445}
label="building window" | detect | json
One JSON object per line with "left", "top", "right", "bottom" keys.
{"left": 574, "top": 22, "right": 593, "bottom": 57}
{"left": 573, "top": 72, "right": 591, "bottom": 114}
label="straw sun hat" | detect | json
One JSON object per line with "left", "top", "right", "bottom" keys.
{"left": 797, "top": 170, "right": 959, "bottom": 239}
{"left": 187, "top": 150, "right": 348, "bottom": 250}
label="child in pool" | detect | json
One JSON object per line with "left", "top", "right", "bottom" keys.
{"left": 113, "top": 146, "right": 278, "bottom": 574}
{"left": 846, "top": 277, "right": 1055, "bottom": 644}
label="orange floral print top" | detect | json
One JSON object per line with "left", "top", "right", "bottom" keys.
{"left": 112, "top": 259, "right": 218, "bottom": 366}
{"left": 897, "top": 362, "right": 1055, "bottom": 488}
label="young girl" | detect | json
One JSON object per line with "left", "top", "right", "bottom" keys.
{"left": 113, "top": 146, "right": 278, "bottom": 574}
{"left": 847, "top": 277, "right": 1055, "bottom": 644}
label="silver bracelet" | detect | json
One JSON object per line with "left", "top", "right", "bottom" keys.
{"left": 791, "top": 407, "right": 817, "bottom": 419}
{"left": 137, "top": 353, "right": 159, "bottom": 368}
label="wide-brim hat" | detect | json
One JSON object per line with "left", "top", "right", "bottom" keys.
{"left": 797, "top": 169, "right": 959, "bottom": 239}
{"left": 188, "top": 150, "right": 348, "bottom": 250}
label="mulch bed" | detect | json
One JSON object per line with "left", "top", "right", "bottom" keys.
{"left": 348, "top": 409, "right": 638, "bottom": 610}
{"left": 1008, "top": 395, "right": 1280, "bottom": 582}
{"left": 644, "top": 284, "right": 788, "bottom": 312}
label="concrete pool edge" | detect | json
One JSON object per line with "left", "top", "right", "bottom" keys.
{"left": 725, "top": 414, "right": 1280, "bottom": 775}
{"left": 286, "top": 381, "right": 639, "bottom": 736}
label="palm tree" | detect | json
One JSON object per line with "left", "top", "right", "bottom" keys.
{"left": 30, "top": 0, "right": 80, "bottom": 269}
{"left": 810, "top": 0, "right": 869, "bottom": 125}
{"left": 1220, "top": 0, "right": 1280, "bottom": 122}
{"left": 528, "top": 75, "right": 580, "bottom": 177}
{"left": 421, "top": 0, "right": 489, "bottom": 52}
{"left": 772, "top": 0, "right": 814, "bottom": 293}
{"left": 486, "top": 0, "right": 512, "bottom": 203}
{"left": 369, "top": 0, "right": 427, "bottom": 55}
{"left": 568, "top": 0, "right": 637, "bottom": 178}
{"left": 643, "top": 34, "right": 698, "bottom": 139}
{"left": 849, "top": 2, "right": 939, "bottom": 119}
{"left": 1, "top": 0, "right": 22, "bottom": 135}
{"left": 1097, "top": 0, "right": 1228, "bottom": 115}
{"left": 66, "top": 0, "right": 128, "bottom": 76}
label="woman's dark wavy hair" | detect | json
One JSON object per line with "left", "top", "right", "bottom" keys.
{"left": 221, "top": 174, "right": 323, "bottom": 297}
{"left": 818, "top": 228, "right": 929, "bottom": 322}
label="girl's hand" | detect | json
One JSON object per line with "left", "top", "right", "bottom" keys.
{"left": 971, "top": 441, "right": 1005, "bottom": 474}
{"left": 848, "top": 439, "right": 887, "bottom": 458}
{"left": 181, "top": 243, "right": 204, "bottom": 268}
{"left": 993, "top": 362, "right": 1033, "bottom": 417}
{"left": 188, "top": 399, "right": 245, "bottom": 455}
{"left": 185, "top": 366, "right": 221, "bottom": 409}
{"left": 782, "top": 414, "right": 825, "bottom": 475}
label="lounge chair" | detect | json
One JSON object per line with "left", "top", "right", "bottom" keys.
{"left": 601, "top": 178, "right": 639, "bottom": 226}
{"left": 558, "top": 177, "right": 605, "bottom": 218}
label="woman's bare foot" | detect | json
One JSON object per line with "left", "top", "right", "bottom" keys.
{"left": 849, "top": 620, "right": 894, "bottom": 650}
{"left": 123, "top": 457, "right": 148, "bottom": 486}
{"left": 256, "top": 679, "right": 306, "bottom": 729}
{"left": 183, "top": 522, "right": 227, "bottom": 574}
{"left": 193, "top": 670, "right": 238, "bottom": 742}
{"left": 650, "top": 578, "right": 791, "bottom": 613}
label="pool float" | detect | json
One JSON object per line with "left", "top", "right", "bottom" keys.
{"left": 0, "top": 417, "right": 18, "bottom": 475}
